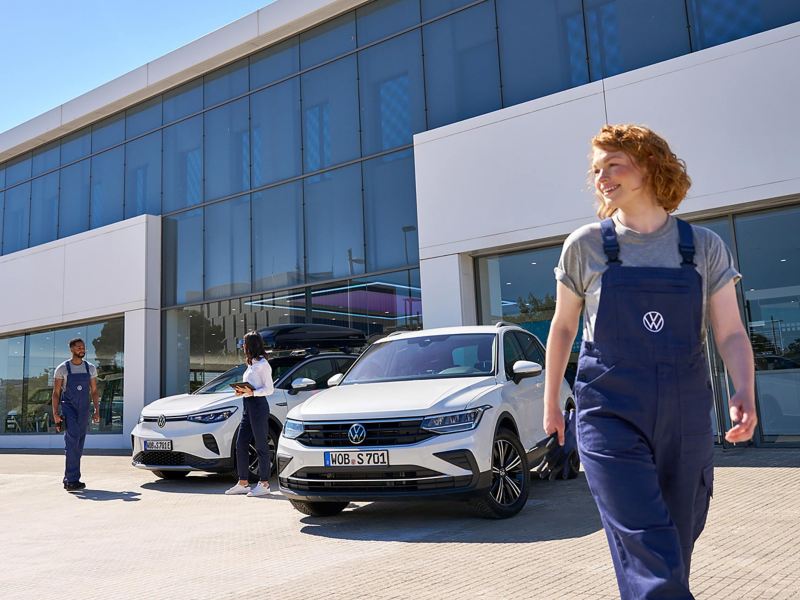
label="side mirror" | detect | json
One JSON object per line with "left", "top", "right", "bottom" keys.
{"left": 327, "top": 373, "right": 344, "bottom": 387}
{"left": 288, "top": 377, "right": 316, "bottom": 395}
{"left": 511, "top": 360, "right": 542, "bottom": 384}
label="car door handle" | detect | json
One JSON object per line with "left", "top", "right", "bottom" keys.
{"left": 274, "top": 402, "right": 287, "bottom": 407}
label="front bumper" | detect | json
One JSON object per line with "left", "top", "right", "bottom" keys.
{"left": 130, "top": 416, "right": 239, "bottom": 473}
{"left": 277, "top": 423, "right": 494, "bottom": 502}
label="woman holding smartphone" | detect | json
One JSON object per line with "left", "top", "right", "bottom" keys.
{"left": 225, "top": 331, "right": 275, "bottom": 497}
{"left": 543, "top": 124, "right": 756, "bottom": 598}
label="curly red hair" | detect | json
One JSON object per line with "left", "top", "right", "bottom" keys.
{"left": 590, "top": 124, "right": 691, "bottom": 218}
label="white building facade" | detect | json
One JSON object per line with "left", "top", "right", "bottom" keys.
{"left": 1, "top": 0, "right": 799, "bottom": 449}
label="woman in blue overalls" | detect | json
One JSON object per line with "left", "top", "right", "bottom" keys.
{"left": 543, "top": 124, "right": 757, "bottom": 599}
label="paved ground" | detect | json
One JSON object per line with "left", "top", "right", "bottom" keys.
{"left": 1, "top": 448, "right": 798, "bottom": 600}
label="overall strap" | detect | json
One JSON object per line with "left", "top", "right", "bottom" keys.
{"left": 676, "top": 218, "right": 696, "bottom": 266}
{"left": 600, "top": 218, "right": 621, "bottom": 264}
{"left": 65, "top": 361, "right": 73, "bottom": 375}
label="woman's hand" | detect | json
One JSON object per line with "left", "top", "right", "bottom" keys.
{"left": 725, "top": 390, "right": 757, "bottom": 443}
{"left": 543, "top": 402, "right": 565, "bottom": 446}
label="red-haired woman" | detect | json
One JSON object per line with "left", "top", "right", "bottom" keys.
{"left": 225, "top": 331, "right": 275, "bottom": 497}
{"left": 543, "top": 124, "right": 756, "bottom": 598}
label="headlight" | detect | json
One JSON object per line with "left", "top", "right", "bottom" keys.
{"left": 138, "top": 414, "right": 144, "bottom": 424}
{"left": 421, "top": 406, "right": 489, "bottom": 434}
{"left": 187, "top": 407, "right": 238, "bottom": 424}
{"left": 283, "top": 419, "right": 305, "bottom": 439}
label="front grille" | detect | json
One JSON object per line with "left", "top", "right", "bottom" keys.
{"left": 142, "top": 416, "right": 187, "bottom": 423}
{"left": 280, "top": 465, "right": 472, "bottom": 493}
{"left": 134, "top": 451, "right": 185, "bottom": 466}
{"left": 297, "top": 419, "right": 436, "bottom": 447}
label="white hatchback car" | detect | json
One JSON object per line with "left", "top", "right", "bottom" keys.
{"left": 131, "top": 351, "right": 359, "bottom": 481}
{"left": 277, "top": 324, "right": 576, "bottom": 518}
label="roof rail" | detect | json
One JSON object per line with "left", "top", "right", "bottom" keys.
{"left": 387, "top": 330, "right": 405, "bottom": 337}
{"left": 495, "top": 321, "right": 516, "bottom": 328}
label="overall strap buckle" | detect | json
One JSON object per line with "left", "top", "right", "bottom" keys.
{"left": 676, "top": 218, "right": 696, "bottom": 266}
{"left": 600, "top": 218, "right": 621, "bottom": 264}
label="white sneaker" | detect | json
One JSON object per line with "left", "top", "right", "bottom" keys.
{"left": 224, "top": 483, "right": 250, "bottom": 495}
{"left": 246, "top": 482, "right": 275, "bottom": 497}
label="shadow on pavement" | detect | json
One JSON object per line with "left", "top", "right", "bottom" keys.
{"left": 298, "top": 473, "right": 603, "bottom": 544}
{"left": 140, "top": 474, "right": 284, "bottom": 497}
{"left": 73, "top": 489, "right": 141, "bottom": 502}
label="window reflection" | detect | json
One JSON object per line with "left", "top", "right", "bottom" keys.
{"left": 90, "top": 147, "right": 124, "bottom": 229}
{"left": 204, "top": 194, "right": 251, "bottom": 300}
{"left": 3, "top": 183, "right": 30, "bottom": 254}
{"left": 251, "top": 78, "right": 302, "bottom": 186}
{"left": 163, "top": 116, "right": 203, "bottom": 212}
{"left": 162, "top": 208, "right": 203, "bottom": 306}
{"left": 204, "top": 97, "right": 250, "bottom": 201}
{"left": 252, "top": 182, "right": 304, "bottom": 291}
{"left": 59, "top": 160, "right": 90, "bottom": 238}
{"left": 688, "top": 0, "right": 800, "bottom": 50}
{"left": 125, "top": 132, "right": 162, "bottom": 218}
{"left": 30, "top": 173, "right": 59, "bottom": 246}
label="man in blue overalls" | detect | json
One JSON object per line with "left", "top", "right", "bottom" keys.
{"left": 51, "top": 338, "right": 100, "bottom": 492}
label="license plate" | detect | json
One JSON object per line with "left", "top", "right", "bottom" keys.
{"left": 324, "top": 450, "right": 389, "bottom": 467}
{"left": 144, "top": 440, "right": 173, "bottom": 451}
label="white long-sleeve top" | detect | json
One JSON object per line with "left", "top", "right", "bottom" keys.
{"left": 243, "top": 357, "right": 274, "bottom": 397}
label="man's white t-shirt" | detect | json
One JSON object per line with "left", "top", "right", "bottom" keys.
{"left": 54, "top": 360, "right": 97, "bottom": 386}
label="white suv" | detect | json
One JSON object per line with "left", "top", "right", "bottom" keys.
{"left": 277, "top": 324, "right": 575, "bottom": 518}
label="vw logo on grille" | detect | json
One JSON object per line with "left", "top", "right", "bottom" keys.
{"left": 157, "top": 415, "right": 166, "bottom": 428}
{"left": 348, "top": 423, "right": 367, "bottom": 445}
{"left": 643, "top": 311, "right": 665, "bottom": 333}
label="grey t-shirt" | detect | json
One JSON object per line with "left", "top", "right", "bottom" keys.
{"left": 54, "top": 360, "right": 97, "bottom": 386}
{"left": 555, "top": 215, "right": 740, "bottom": 342}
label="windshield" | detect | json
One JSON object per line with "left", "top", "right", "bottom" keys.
{"left": 342, "top": 333, "right": 496, "bottom": 384}
{"left": 192, "top": 357, "right": 306, "bottom": 394}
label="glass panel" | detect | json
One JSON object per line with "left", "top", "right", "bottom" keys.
{"left": 90, "top": 147, "right": 124, "bottom": 229}
{"left": 299, "top": 12, "right": 357, "bottom": 70}
{"left": 252, "top": 182, "right": 304, "bottom": 291}
{"left": 0, "top": 166, "right": 5, "bottom": 190}
{"left": 421, "top": 0, "right": 476, "bottom": 20}
{"left": 61, "top": 128, "right": 91, "bottom": 165}
{"left": 6, "top": 154, "right": 31, "bottom": 187}
{"left": 89, "top": 318, "right": 125, "bottom": 433}
{"left": 22, "top": 330, "right": 55, "bottom": 432}
{"left": 304, "top": 164, "right": 365, "bottom": 281}
{"left": 92, "top": 114, "right": 125, "bottom": 152}
{"left": 125, "top": 131, "right": 162, "bottom": 218}
{"left": 204, "top": 97, "right": 250, "bottom": 201}
{"left": 496, "top": 0, "right": 589, "bottom": 107}
{"left": 0, "top": 192, "right": 4, "bottom": 250}
{"left": 163, "top": 79, "right": 203, "bottom": 123}
{"left": 126, "top": 96, "right": 162, "bottom": 138}
{"left": 289, "top": 358, "right": 339, "bottom": 389}
{"left": 251, "top": 78, "right": 302, "bottom": 187}
{"left": 359, "top": 31, "right": 426, "bottom": 155}
{"left": 59, "top": 159, "right": 90, "bottom": 238}
{"left": 0, "top": 335, "right": 26, "bottom": 433}
{"left": 363, "top": 150, "right": 418, "bottom": 270}
{"left": 31, "top": 142, "right": 60, "bottom": 177}
{"left": 688, "top": 0, "right": 800, "bottom": 50}
{"left": 3, "top": 183, "right": 30, "bottom": 254}
{"left": 250, "top": 37, "right": 300, "bottom": 89}
{"left": 301, "top": 55, "right": 360, "bottom": 173}
{"left": 514, "top": 330, "right": 546, "bottom": 364}
{"left": 477, "top": 245, "right": 579, "bottom": 381}
{"left": 735, "top": 206, "right": 800, "bottom": 442}
{"left": 29, "top": 172, "right": 59, "bottom": 247}
{"left": 423, "top": 1, "right": 501, "bottom": 129}
{"left": 204, "top": 58, "right": 249, "bottom": 107}
{"left": 502, "top": 331, "right": 525, "bottom": 378}
{"left": 584, "top": 0, "right": 690, "bottom": 80}
{"left": 205, "top": 194, "right": 251, "bottom": 300}
{"left": 357, "top": 0, "right": 421, "bottom": 45}
{"left": 328, "top": 270, "right": 423, "bottom": 336}
{"left": 163, "top": 305, "right": 205, "bottom": 395}
{"left": 163, "top": 208, "right": 204, "bottom": 306}
{"left": 163, "top": 116, "right": 203, "bottom": 212}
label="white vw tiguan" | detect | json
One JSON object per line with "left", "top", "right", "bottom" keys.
{"left": 277, "top": 324, "right": 576, "bottom": 518}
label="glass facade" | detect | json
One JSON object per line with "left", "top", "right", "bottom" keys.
{"left": 2, "top": 0, "right": 797, "bottom": 259}
{"left": 476, "top": 203, "right": 800, "bottom": 446}
{"left": 0, "top": 318, "right": 125, "bottom": 435}
{"left": 162, "top": 269, "right": 421, "bottom": 395}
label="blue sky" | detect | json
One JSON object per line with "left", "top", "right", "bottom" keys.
{"left": 0, "top": 0, "right": 276, "bottom": 134}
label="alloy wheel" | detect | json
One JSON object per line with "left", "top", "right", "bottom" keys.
{"left": 490, "top": 438, "right": 525, "bottom": 506}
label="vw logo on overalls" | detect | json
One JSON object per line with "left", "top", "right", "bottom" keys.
{"left": 76, "top": 385, "right": 83, "bottom": 391}
{"left": 643, "top": 311, "right": 665, "bottom": 333}
{"left": 348, "top": 423, "right": 367, "bottom": 445}
{"left": 157, "top": 415, "right": 166, "bottom": 428}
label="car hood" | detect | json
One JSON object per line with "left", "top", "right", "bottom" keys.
{"left": 290, "top": 377, "right": 498, "bottom": 421}
{"left": 141, "top": 392, "right": 241, "bottom": 417}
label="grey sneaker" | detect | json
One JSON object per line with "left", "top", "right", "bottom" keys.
{"left": 246, "top": 483, "right": 275, "bottom": 497}
{"left": 224, "top": 483, "right": 250, "bottom": 495}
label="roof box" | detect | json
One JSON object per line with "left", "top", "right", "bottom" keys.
{"left": 257, "top": 324, "right": 366, "bottom": 350}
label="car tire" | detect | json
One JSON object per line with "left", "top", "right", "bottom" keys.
{"left": 470, "top": 429, "right": 530, "bottom": 519}
{"left": 153, "top": 470, "right": 188, "bottom": 480}
{"left": 288, "top": 499, "right": 349, "bottom": 517}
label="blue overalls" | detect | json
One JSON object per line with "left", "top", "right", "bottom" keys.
{"left": 575, "top": 218, "right": 714, "bottom": 599}
{"left": 61, "top": 361, "right": 92, "bottom": 485}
